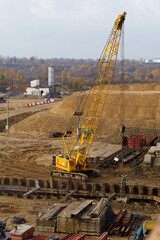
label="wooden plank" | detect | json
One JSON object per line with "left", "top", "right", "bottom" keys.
{"left": 71, "top": 200, "right": 93, "bottom": 218}
{"left": 63, "top": 190, "right": 77, "bottom": 200}
{"left": 23, "top": 186, "right": 40, "bottom": 196}
{"left": 89, "top": 198, "right": 108, "bottom": 218}
{"left": 153, "top": 196, "right": 160, "bottom": 203}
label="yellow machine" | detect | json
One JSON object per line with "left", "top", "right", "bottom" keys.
{"left": 52, "top": 12, "right": 126, "bottom": 181}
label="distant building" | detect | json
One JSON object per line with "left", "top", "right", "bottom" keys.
{"left": 26, "top": 87, "right": 49, "bottom": 96}
{"left": 25, "top": 67, "right": 56, "bottom": 96}
{"left": 48, "top": 67, "right": 54, "bottom": 86}
{"left": 143, "top": 58, "right": 160, "bottom": 64}
{"left": 30, "top": 79, "right": 39, "bottom": 88}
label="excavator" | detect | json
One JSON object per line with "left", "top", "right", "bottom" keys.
{"left": 52, "top": 12, "right": 126, "bottom": 181}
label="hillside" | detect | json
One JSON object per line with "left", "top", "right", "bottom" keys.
{"left": 10, "top": 83, "right": 160, "bottom": 143}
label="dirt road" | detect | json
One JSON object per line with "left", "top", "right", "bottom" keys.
{"left": 0, "top": 134, "right": 61, "bottom": 179}
{"left": 0, "top": 97, "right": 58, "bottom": 121}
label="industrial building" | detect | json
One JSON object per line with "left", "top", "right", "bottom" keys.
{"left": 26, "top": 87, "right": 49, "bottom": 96}
{"left": 143, "top": 58, "right": 160, "bottom": 64}
{"left": 26, "top": 67, "right": 55, "bottom": 96}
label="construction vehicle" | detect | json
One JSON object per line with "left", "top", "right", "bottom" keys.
{"left": 132, "top": 223, "right": 144, "bottom": 240}
{"left": 0, "top": 96, "right": 6, "bottom": 103}
{"left": 52, "top": 12, "right": 126, "bottom": 181}
{"left": 0, "top": 220, "right": 6, "bottom": 238}
{"left": 143, "top": 220, "right": 156, "bottom": 238}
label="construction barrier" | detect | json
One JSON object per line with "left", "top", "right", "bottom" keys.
{"left": 27, "top": 98, "right": 54, "bottom": 107}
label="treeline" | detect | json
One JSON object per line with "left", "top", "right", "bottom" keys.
{"left": 0, "top": 56, "right": 160, "bottom": 92}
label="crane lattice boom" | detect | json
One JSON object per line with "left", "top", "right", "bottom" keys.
{"left": 55, "top": 12, "right": 126, "bottom": 175}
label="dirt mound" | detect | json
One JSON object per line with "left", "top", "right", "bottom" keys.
{"left": 128, "top": 83, "right": 156, "bottom": 91}
{"left": 110, "top": 84, "right": 129, "bottom": 91}
{"left": 110, "top": 83, "right": 160, "bottom": 91}
{"left": 9, "top": 84, "right": 160, "bottom": 142}
{"left": 10, "top": 92, "right": 83, "bottom": 136}
{"left": 5, "top": 91, "right": 25, "bottom": 97}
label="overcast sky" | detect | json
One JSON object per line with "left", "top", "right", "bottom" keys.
{"left": 0, "top": 0, "right": 159, "bottom": 60}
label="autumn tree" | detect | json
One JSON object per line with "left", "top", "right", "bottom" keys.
{"left": 72, "top": 77, "right": 84, "bottom": 90}
{"left": 3, "top": 70, "right": 8, "bottom": 81}
{"left": 8, "top": 68, "right": 15, "bottom": 84}
{"left": 79, "top": 64, "right": 87, "bottom": 72}
{"left": 0, "top": 74, "right": 6, "bottom": 86}
{"left": 149, "top": 73, "right": 153, "bottom": 79}
{"left": 151, "top": 69, "right": 160, "bottom": 79}
{"left": 16, "top": 70, "right": 23, "bottom": 82}
{"left": 62, "top": 70, "right": 67, "bottom": 85}
{"left": 134, "top": 68, "right": 143, "bottom": 80}
{"left": 42, "top": 69, "right": 47, "bottom": 80}
{"left": 70, "top": 66, "right": 76, "bottom": 76}
{"left": 146, "top": 68, "right": 151, "bottom": 78}
{"left": 30, "top": 66, "right": 35, "bottom": 72}
{"left": 66, "top": 72, "right": 72, "bottom": 88}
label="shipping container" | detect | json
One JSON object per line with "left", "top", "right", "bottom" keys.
{"left": 127, "top": 135, "right": 146, "bottom": 148}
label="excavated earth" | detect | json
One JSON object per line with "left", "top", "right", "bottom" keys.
{"left": 1, "top": 84, "right": 160, "bottom": 187}
{"left": 0, "top": 84, "right": 160, "bottom": 236}
{"left": 9, "top": 83, "right": 160, "bottom": 142}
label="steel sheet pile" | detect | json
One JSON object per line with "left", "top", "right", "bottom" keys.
{"left": 36, "top": 204, "right": 66, "bottom": 233}
{"left": 35, "top": 199, "right": 144, "bottom": 237}
{"left": 57, "top": 199, "right": 115, "bottom": 236}
{"left": 110, "top": 208, "right": 136, "bottom": 236}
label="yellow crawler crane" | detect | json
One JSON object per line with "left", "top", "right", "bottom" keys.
{"left": 52, "top": 12, "right": 126, "bottom": 181}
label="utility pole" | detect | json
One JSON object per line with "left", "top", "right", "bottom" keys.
{"left": 6, "top": 96, "right": 9, "bottom": 134}
{"left": 78, "top": 94, "right": 81, "bottom": 130}
{"left": 38, "top": 88, "right": 41, "bottom": 111}
{"left": 77, "top": 94, "right": 81, "bottom": 136}
{"left": 73, "top": 93, "right": 83, "bottom": 135}
{"left": 120, "top": 22, "right": 125, "bottom": 164}
{"left": 62, "top": 72, "right": 64, "bottom": 94}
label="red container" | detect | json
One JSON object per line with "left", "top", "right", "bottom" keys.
{"left": 135, "top": 138, "right": 141, "bottom": 148}
{"left": 61, "top": 234, "right": 85, "bottom": 240}
{"left": 122, "top": 212, "right": 132, "bottom": 226}
{"left": 61, "top": 234, "right": 73, "bottom": 240}
{"left": 113, "top": 225, "right": 121, "bottom": 235}
{"left": 33, "top": 235, "right": 50, "bottom": 240}
{"left": 114, "top": 208, "right": 126, "bottom": 226}
{"left": 127, "top": 135, "right": 146, "bottom": 148}
{"left": 97, "top": 232, "right": 108, "bottom": 240}
{"left": 9, "top": 225, "right": 35, "bottom": 240}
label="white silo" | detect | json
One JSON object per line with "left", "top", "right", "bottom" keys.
{"left": 48, "top": 66, "right": 54, "bottom": 86}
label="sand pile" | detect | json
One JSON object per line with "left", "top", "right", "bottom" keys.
{"left": 110, "top": 83, "right": 160, "bottom": 91}
{"left": 10, "top": 83, "right": 160, "bottom": 141}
